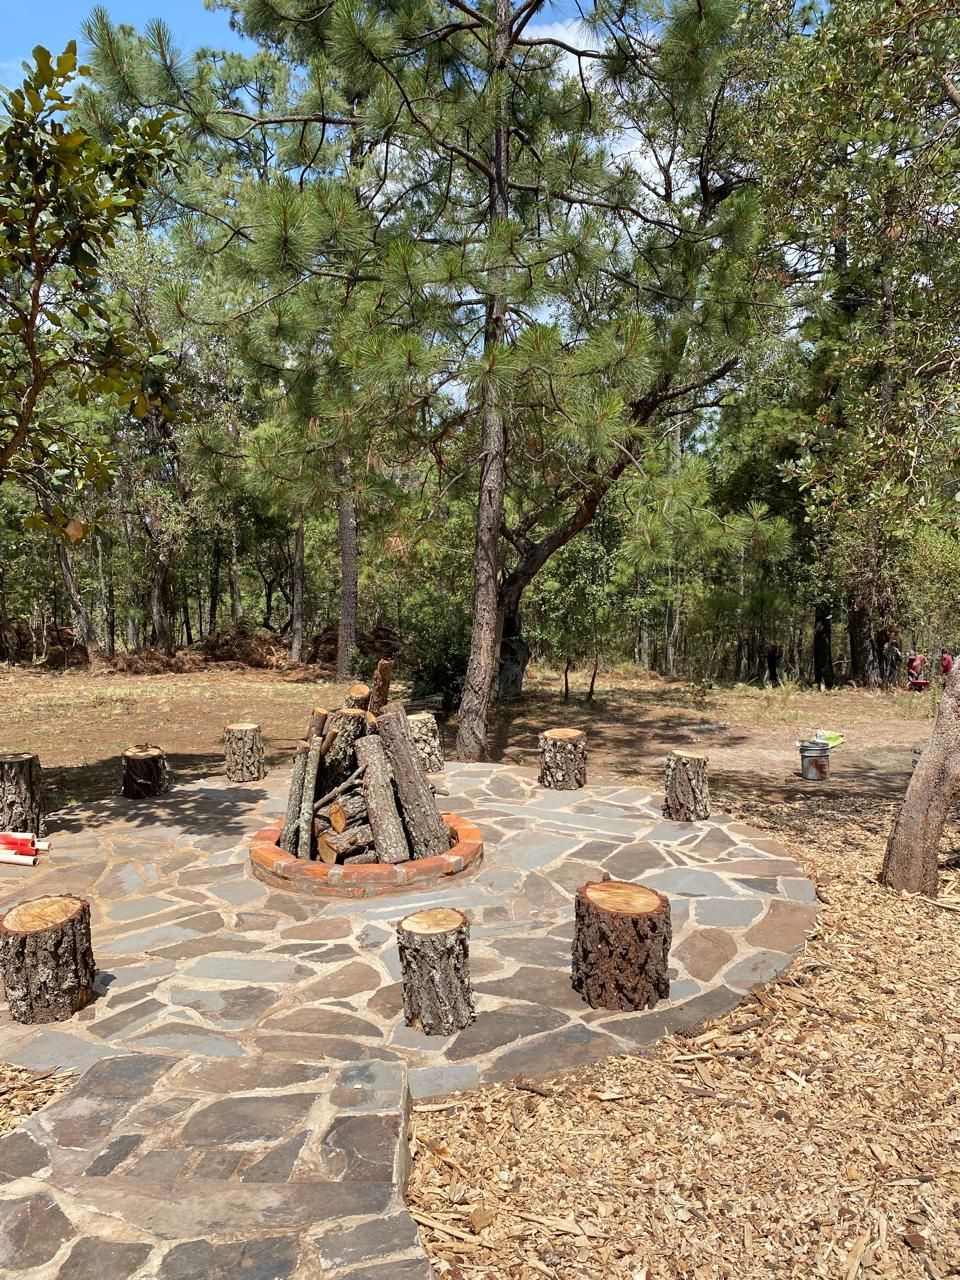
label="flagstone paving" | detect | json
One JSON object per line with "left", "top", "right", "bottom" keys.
{"left": 0, "top": 761, "right": 815, "bottom": 1277}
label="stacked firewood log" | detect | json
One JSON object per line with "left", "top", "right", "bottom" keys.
{"left": 279, "top": 660, "right": 455, "bottom": 866}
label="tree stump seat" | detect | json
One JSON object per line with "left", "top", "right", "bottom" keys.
{"left": 0, "top": 752, "right": 44, "bottom": 836}
{"left": 0, "top": 894, "right": 95, "bottom": 1024}
{"left": 572, "top": 880, "right": 672, "bottom": 1011}
{"left": 224, "top": 723, "right": 266, "bottom": 782}
{"left": 538, "top": 727, "right": 587, "bottom": 790}
{"left": 408, "top": 711, "right": 445, "bottom": 774}
{"left": 398, "top": 906, "right": 475, "bottom": 1035}
{"left": 121, "top": 746, "right": 169, "bottom": 799}
{"left": 663, "top": 750, "right": 710, "bottom": 820}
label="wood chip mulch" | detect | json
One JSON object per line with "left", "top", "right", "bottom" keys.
{"left": 407, "top": 790, "right": 960, "bottom": 1280}
{"left": 0, "top": 1060, "right": 72, "bottom": 1136}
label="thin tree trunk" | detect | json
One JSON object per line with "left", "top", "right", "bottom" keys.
{"left": 149, "top": 554, "right": 174, "bottom": 657}
{"left": 50, "top": 531, "right": 101, "bottom": 666}
{"left": 849, "top": 601, "right": 880, "bottom": 687}
{"left": 290, "top": 512, "right": 305, "bottom": 663}
{"left": 813, "top": 602, "right": 833, "bottom": 688}
{"left": 335, "top": 463, "right": 359, "bottom": 680}
{"left": 456, "top": 0, "right": 511, "bottom": 761}
{"left": 228, "top": 524, "right": 243, "bottom": 625}
{"left": 208, "top": 540, "right": 221, "bottom": 635}
{"left": 96, "top": 532, "right": 116, "bottom": 659}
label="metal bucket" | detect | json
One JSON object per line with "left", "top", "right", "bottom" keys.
{"left": 799, "top": 740, "right": 831, "bottom": 781}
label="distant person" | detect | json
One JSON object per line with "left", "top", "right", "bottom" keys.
{"left": 907, "top": 652, "right": 927, "bottom": 688}
{"left": 941, "top": 649, "right": 954, "bottom": 683}
{"left": 883, "top": 637, "right": 902, "bottom": 684}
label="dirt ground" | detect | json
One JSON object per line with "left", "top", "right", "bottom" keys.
{"left": 2, "top": 664, "right": 958, "bottom": 1278}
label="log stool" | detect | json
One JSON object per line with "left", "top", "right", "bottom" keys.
{"left": 538, "top": 728, "right": 587, "bottom": 790}
{"left": 0, "top": 752, "right": 44, "bottom": 835}
{"left": 572, "top": 881, "right": 671, "bottom": 1011}
{"left": 121, "top": 746, "right": 170, "bottom": 799}
{"left": 398, "top": 907, "right": 475, "bottom": 1035}
{"left": 224, "top": 722, "right": 266, "bottom": 782}
{"left": 408, "top": 711, "right": 444, "bottom": 774}
{"left": 662, "top": 750, "right": 710, "bottom": 820}
{"left": 0, "top": 895, "right": 95, "bottom": 1023}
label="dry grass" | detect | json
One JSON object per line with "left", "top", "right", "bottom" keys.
{"left": 407, "top": 788, "right": 960, "bottom": 1280}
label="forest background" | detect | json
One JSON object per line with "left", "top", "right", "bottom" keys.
{"left": 1, "top": 0, "right": 959, "bottom": 760}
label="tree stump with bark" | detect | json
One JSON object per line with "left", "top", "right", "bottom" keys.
{"left": 408, "top": 711, "right": 445, "bottom": 774}
{"left": 354, "top": 736, "right": 410, "bottom": 864}
{"left": 224, "top": 723, "right": 265, "bottom": 782}
{"left": 662, "top": 751, "right": 710, "bottom": 821}
{"left": 378, "top": 703, "right": 453, "bottom": 857}
{"left": 571, "top": 881, "right": 671, "bottom": 1011}
{"left": 343, "top": 682, "right": 371, "bottom": 710}
{"left": 0, "top": 752, "right": 44, "bottom": 836}
{"left": 538, "top": 728, "right": 587, "bottom": 790}
{"left": 0, "top": 895, "right": 96, "bottom": 1024}
{"left": 368, "top": 658, "right": 394, "bottom": 715}
{"left": 121, "top": 746, "right": 170, "bottom": 799}
{"left": 398, "top": 907, "right": 475, "bottom": 1035}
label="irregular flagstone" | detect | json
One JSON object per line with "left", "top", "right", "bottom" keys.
{"left": 0, "top": 760, "right": 814, "bottom": 1279}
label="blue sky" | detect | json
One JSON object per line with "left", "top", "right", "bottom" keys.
{"left": 0, "top": 1, "right": 246, "bottom": 84}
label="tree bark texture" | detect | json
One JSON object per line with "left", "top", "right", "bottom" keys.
{"left": 52, "top": 529, "right": 102, "bottom": 666}
{"left": 408, "top": 712, "right": 445, "bottom": 774}
{"left": 538, "top": 728, "right": 587, "bottom": 790}
{"left": 571, "top": 881, "right": 671, "bottom": 1011}
{"left": 325, "top": 792, "right": 367, "bottom": 832}
{"left": 307, "top": 707, "right": 329, "bottom": 741}
{"left": 0, "top": 752, "right": 44, "bottom": 835}
{"left": 377, "top": 703, "right": 453, "bottom": 858}
{"left": 121, "top": 747, "right": 169, "bottom": 799}
{"left": 881, "top": 670, "right": 960, "bottom": 895}
{"left": 495, "top": 606, "right": 531, "bottom": 702}
{"left": 354, "top": 735, "right": 411, "bottom": 865}
{"left": 663, "top": 751, "right": 710, "bottom": 821}
{"left": 280, "top": 743, "right": 309, "bottom": 855}
{"left": 290, "top": 513, "right": 305, "bottom": 663}
{"left": 336, "top": 463, "right": 359, "bottom": 680}
{"left": 224, "top": 723, "right": 265, "bottom": 782}
{"left": 316, "top": 823, "right": 374, "bottom": 865}
{"left": 322, "top": 708, "right": 368, "bottom": 791}
{"left": 297, "top": 735, "right": 326, "bottom": 858}
{"left": 848, "top": 601, "right": 880, "bottom": 688}
{"left": 0, "top": 895, "right": 96, "bottom": 1024}
{"left": 398, "top": 907, "right": 475, "bottom": 1035}
{"left": 368, "top": 659, "right": 394, "bottom": 715}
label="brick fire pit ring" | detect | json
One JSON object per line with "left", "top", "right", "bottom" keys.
{"left": 248, "top": 813, "right": 483, "bottom": 898}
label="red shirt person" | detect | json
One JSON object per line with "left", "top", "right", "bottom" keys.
{"left": 907, "top": 653, "right": 927, "bottom": 681}
{"left": 941, "top": 650, "right": 954, "bottom": 680}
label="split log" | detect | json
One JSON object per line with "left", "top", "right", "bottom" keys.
{"left": 408, "top": 711, "right": 445, "bottom": 774}
{"left": 377, "top": 703, "right": 453, "bottom": 858}
{"left": 354, "top": 736, "right": 410, "bottom": 865}
{"left": 121, "top": 746, "right": 169, "bottom": 799}
{"left": 342, "top": 849, "right": 377, "bottom": 866}
{"left": 538, "top": 728, "right": 587, "bottom": 790}
{"left": 297, "top": 736, "right": 326, "bottom": 858}
{"left": 398, "top": 907, "right": 475, "bottom": 1035}
{"left": 307, "top": 706, "right": 329, "bottom": 741}
{"left": 322, "top": 709, "right": 368, "bottom": 790}
{"left": 328, "top": 792, "right": 367, "bottom": 833}
{"left": 224, "top": 722, "right": 266, "bottom": 782}
{"left": 571, "top": 881, "right": 671, "bottom": 1011}
{"left": 0, "top": 895, "right": 95, "bottom": 1024}
{"left": 279, "top": 742, "right": 309, "bottom": 854}
{"left": 316, "top": 823, "right": 374, "bottom": 865}
{"left": 662, "top": 750, "right": 710, "bottom": 821}
{"left": 0, "top": 752, "right": 43, "bottom": 836}
{"left": 368, "top": 658, "right": 394, "bottom": 716}
{"left": 344, "top": 682, "right": 371, "bottom": 710}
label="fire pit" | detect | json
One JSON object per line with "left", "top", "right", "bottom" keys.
{"left": 248, "top": 668, "right": 483, "bottom": 897}
{"left": 249, "top": 812, "right": 483, "bottom": 898}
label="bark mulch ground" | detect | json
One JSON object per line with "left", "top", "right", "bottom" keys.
{"left": 407, "top": 788, "right": 960, "bottom": 1280}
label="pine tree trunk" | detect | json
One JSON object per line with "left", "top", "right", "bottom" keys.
{"left": 354, "top": 735, "right": 411, "bottom": 865}
{"left": 849, "top": 601, "right": 880, "bottom": 687}
{"left": 377, "top": 703, "right": 452, "bottom": 858}
{"left": 663, "top": 751, "right": 710, "bottom": 820}
{"left": 224, "top": 723, "right": 265, "bottom": 782}
{"left": 814, "top": 601, "right": 833, "bottom": 688}
{"left": 408, "top": 712, "right": 445, "bottom": 774}
{"left": 336, "top": 464, "right": 359, "bottom": 680}
{"left": 150, "top": 554, "right": 174, "bottom": 657}
{"left": 121, "top": 746, "right": 169, "bottom": 799}
{"left": 51, "top": 528, "right": 102, "bottom": 666}
{"left": 881, "top": 671, "right": 960, "bottom": 896}
{"left": 398, "top": 907, "right": 475, "bottom": 1035}
{"left": 0, "top": 895, "right": 96, "bottom": 1024}
{"left": 538, "top": 729, "right": 587, "bottom": 790}
{"left": 0, "top": 752, "right": 44, "bottom": 835}
{"left": 208, "top": 540, "right": 222, "bottom": 634}
{"left": 290, "top": 513, "right": 305, "bottom": 663}
{"left": 455, "top": 0, "right": 511, "bottom": 763}
{"left": 495, "top": 604, "right": 530, "bottom": 702}
{"left": 229, "top": 525, "right": 243, "bottom": 624}
{"left": 572, "top": 881, "right": 671, "bottom": 1011}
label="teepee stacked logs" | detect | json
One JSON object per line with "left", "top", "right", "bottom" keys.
{"left": 0, "top": 752, "right": 44, "bottom": 835}
{"left": 224, "top": 723, "right": 266, "bottom": 782}
{"left": 121, "top": 746, "right": 169, "bottom": 799}
{"left": 278, "top": 698, "right": 454, "bottom": 865}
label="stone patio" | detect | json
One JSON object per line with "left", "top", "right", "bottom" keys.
{"left": 0, "top": 761, "right": 815, "bottom": 1278}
